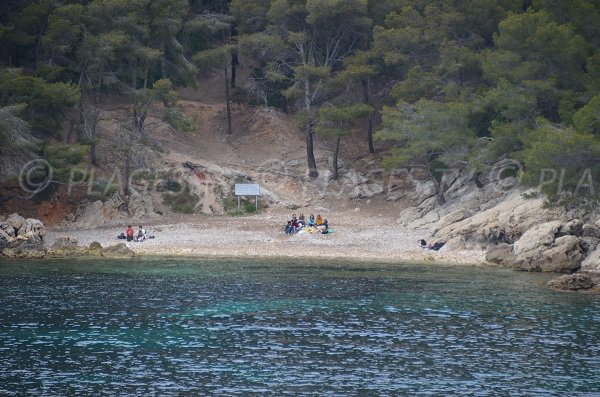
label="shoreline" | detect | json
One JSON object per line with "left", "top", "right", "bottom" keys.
{"left": 40, "top": 211, "right": 488, "bottom": 266}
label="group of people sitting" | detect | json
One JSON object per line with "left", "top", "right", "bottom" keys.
{"left": 418, "top": 239, "right": 446, "bottom": 251}
{"left": 118, "top": 225, "right": 149, "bottom": 242}
{"left": 285, "top": 213, "right": 331, "bottom": 235}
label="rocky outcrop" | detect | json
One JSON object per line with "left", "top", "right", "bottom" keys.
{"left": 76, "top": 194, "right": 126, "bottom": 228}
{"left": 485, "top": 244, "right": 515, "bottom": 265}
{"left": 0, "top": 214, "right": 47, "bottom": 259}
{"left": 430, "top": 191, "right": 553, "bottom": 248}
{"left": 548, "top": 272, "right": 600, "bottom": 291}
{"left": 1, "top": 236, "right": 45, "bottom": 259}
{"left": 581, "top": 246, "right": 600, "bottom": 272}
{"left": 45, "top": 236, "right": 93, "bottom": 258}
{"left": 101, "top": 243, "right": 135, "bottom": 259}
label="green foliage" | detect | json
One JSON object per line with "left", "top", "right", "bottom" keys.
{"left": 163, "top": 184, "right": 200, "bottom": 214}
{"left": 44, "top": 143, "right": 88, "bottom": 183}
{"left": 520, "top": 120, "right": 600, "bottom": 204}
{"left": 193, "top": 47, "right": 228, "bottom": 71}
{"left": 316, "top": 104, "right": 372, "bottom": 138}
{"left": 0, "top": 68, "right": 79, "bottom": 137}
{"left": 377, "top": 99, "right": 475, "bottom": 169}
{"left": 164, "top": 107, "right": 197, "bottom": 132}
{"left": 573, "top": 96, "right": 600, "bottom": 136}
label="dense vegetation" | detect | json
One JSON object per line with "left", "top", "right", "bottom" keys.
{"left": 1, "top": 0, "right": 599, "bottom": 206}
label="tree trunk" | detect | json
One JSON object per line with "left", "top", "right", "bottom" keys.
{"left": 231, "top": 49, "right": 238, "bottom": 88}
{"left": 305, "top": 122, "right": 318, "bottom": 178}
{"left": 333, "top": 135, "right": 341, "bottom": 180}
{"left": 362, "top": 78, "right": 375, "bottom": 154}
{"left": 230, "top": 23, "right": 238, "bottom": 88}
{"left": 123, "top": 129, "right": 133, "bottom": 196}
{"left": 89, "top": 142, "right": 97, "bottom": 166}
{"left": 224, "top": 64, "right": 232, "bottom": 134}
{"left": 303, "top": 79, "right": 318, "bottom": 178}
{"left": 427, "top": 161, "right": 446, "bottom": 205}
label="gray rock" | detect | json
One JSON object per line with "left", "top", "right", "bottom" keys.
{"left": 101, "top": 243, "right": 135, "bottom": 259}
{"left": 445, "top": 235, "right": 467, "bottom": 250}
{"left": 415, "top": 180, "right": 437, "bottom": 202}
{"left": 486, "top": 244, "right": 515, "bottom": 265}
{"left": 1, "top": 236, "right": 45, "bottom": 259}
{"left": 512, "top": 235, "right": 586, "bottom": 273}
{"left": 558, "top": 219, "right": 583, "bottom": 237}
{"left": 409, "top": 210, "right": 440, "bottom": 229}
{"left": 52, "top": 236, "right": 78, "bottom": 249}
{"left": 89, "top": 241, "right": 103, "bottom": 251}
{"left": 0, "top": 228, "right": 9, "bottom": 250}
{"left": 581, "top": 247, "right": 600, "bottom": 272}
{"left": 5, "top": 213, "right": 25, "bottom": 231}
{"left": 0, "top": 222, "right": 15, "bottom": 237}
{"left": 582, "top": 224, "right": 600, "bottom": 239}
{"left": 366, "top": 183, "right": 384, "bottom": 196}
{"left": 514, "top": 221, "right": 562, "bottom": 256}
{"left": 418, "top": 196, "right": 438, "bottom": 214}
{"left": 17, "top": 218, "right": 46, "bottom": 239}
{"left": 548, "top": 273, "right": 596, "bottom": 291}
{"left": 397, "top": 207, "right": 421, "bottom": 226}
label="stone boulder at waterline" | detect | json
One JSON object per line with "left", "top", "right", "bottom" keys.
{"left": 548, "top": 272, "right": 600, "bottom": 291}
{"left": 101, "top": 243, "right": 136, "bottom": 259}
{"left": 0, "top": 214, "right": 47, "bottom": 259}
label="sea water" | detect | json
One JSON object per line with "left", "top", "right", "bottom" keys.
{"left": 0, "top": 258, "right": 598, "bottom": 396}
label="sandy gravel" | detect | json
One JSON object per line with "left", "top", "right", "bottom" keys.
{"left": 45, "top": 210, "right": 486, "bottom": 265}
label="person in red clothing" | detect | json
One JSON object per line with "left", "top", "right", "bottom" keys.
{"left": 125, "top": 225, "right": 135, "bottom": 242}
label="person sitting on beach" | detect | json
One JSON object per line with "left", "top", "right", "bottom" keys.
{"left": 285, "top": 221, "right": 294, "bottom": 235}
{"left": 298, "top": 213, "right": 306, "bottom": 227}
{"left": 315, "top": 214, "right": 323, "bottom": 226}
{"left": 429, "top": 241, "right": 446, "bottom": 251}
{"left": 307, "top": 214, "right": 316, "bottom": 227}
{"left": 291, "top": 217, "right": 300, "bottom": 233}
{"left": 135, "top": 225, "right": 146, "bottom": 242}
{"left": 321, "top": 219, "right": 329, "bottom": 234}
{"left": 419, "top": 239, "right": 428, "bottom": 249}
{"left": 125, "top": 225, "right": 135, "bottom": 242}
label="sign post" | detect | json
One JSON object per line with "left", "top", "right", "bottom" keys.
{"left": 234, "top": 184, "right": 260, "bottom": 210}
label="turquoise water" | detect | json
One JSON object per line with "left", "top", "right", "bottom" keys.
{"left": 0, "top": 258, "right": 599, "bottom": 396}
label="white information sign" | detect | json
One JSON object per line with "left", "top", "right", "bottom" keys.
{"left": 234, "top": 184, "right": 260, "bottom": 210}
{"left": 235, "top": 184, "right": 260, "bottom": 196}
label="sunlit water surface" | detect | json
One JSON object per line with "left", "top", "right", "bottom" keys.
{"left": 0, "top": 258, "right": 599, "bottom": 396}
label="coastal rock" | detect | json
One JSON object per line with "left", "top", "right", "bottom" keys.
{"left": 513, "top": 221, "right": 562, "bottom": 256}
{"left": 0, "top": 228, "right": 9, "bottom": 250}
{"left": 581, "top": 247, "right": 600, "bottom": 272}
{"left": 17, "top": 218, "right": 46, "bottom": 239}
{"left": 582, "top": 224, "right": 600, "bottom": 239}
{"left": 46, "top": 245, "right": 89, "bottom": 258}
{"left": 0, "top": 222, "right": 15, "bottom": 237}
{"left": 77, "top": 194, "right": 125, "bottom": 228}
{"left": 5, "top": 213, "right": 25, "bottom": 232}
{"left": 485, "top": 244, "right": 515, "bottom": 265}
{"left": 415, "top": 180, "right": 436, "bottom": 202}
{"left": 397, "top": 207, "right": 421, "bottom": 226}
{"left": 512, "top": 235, "right": 586, "bottom": 273}
{"left": 101, "top": 243, "right": 135, "bottom": 259}
{"left": 89, "top": 241, "right": 103, "bottom": 251}
{"left": 557, "top": 219, "right": 583, "bottom": 237}
{"left": 409, "top": 210, "right": 440, "bottom": 229}
{"left": 432, "top": 191, "right": 555, "bottom": 247}
{"left": 548, "top": 273, "right": 597, "bottom": 291}
{"left": 445, "top": 235, "right": 466, "bottom": 250}
{"left": 1, "top": 236, "right": 45, "bottom": 259}
{"left": 52, "top": 236, "right": 78, "bottom": 249}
